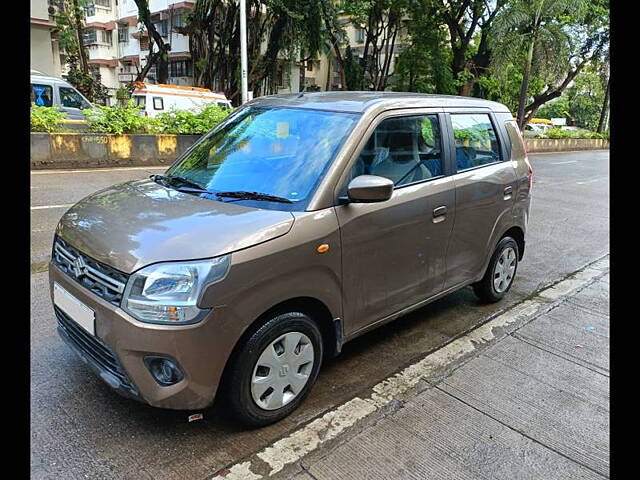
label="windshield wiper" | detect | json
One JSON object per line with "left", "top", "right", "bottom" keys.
{"left": 215, "top": 191, "right": 293, "bottom": 204}
{"left": 150, "top": 174, "right": 206, "bottom": 191}
{"left": 150, "top": 176, "right": 294, "bottom": 204}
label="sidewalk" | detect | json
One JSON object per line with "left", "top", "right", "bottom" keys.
{"left": 288, "top": 265, "right": 610, "bottom": 479}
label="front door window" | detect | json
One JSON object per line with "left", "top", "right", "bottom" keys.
{"left": 345, "top": 114, "right": 444, "bottom": 188}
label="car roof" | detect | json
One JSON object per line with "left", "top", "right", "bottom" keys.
{"left": 247, "top": 91, "right": 511, "bottom": 114}
{"left": 31, "top": 72, "right": 70, "bottom": 84}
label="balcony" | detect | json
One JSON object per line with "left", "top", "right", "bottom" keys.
{"left": 84, "top": 1, "right": 115, "bottom": 25}
{"left": 86, "top": 44, "right": 117, "bottom": 62}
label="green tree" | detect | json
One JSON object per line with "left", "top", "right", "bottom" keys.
{"left": 491, "top": 0, "right": 586, "bottom": 129}
{"left": 342, "top": 0, "right": 409, "bottom": 91}
{"left": 132, "top": 0, "right": 171, "bottom": 84}
{"left": 53, "top": 0, "right": 109, "bottom": 103}
{"left": 392, "top": 0, "right": 455, "bottom": 93}
{"left": 181, "top": 0, "right": 324, "bottom": 103}
{"left": 343, "top": 46, "right": 365, "bottom": 90}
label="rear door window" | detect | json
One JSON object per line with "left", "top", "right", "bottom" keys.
{"left": 31, "top": 84, "right": 53, "bottom": 107}
{"left": 450, "top": 113, "right": 501, "bottom": 171}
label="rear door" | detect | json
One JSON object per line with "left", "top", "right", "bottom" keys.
{"left": 443, "top": 109, "right": 518, "bottom": 289}
{"left": 335, "top": 109, "right": 457, "bottom": 336}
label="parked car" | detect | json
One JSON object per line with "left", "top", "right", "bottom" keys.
{"left": 523, "top": 123, "right": 552, "bottom": 137}
{"left": 49, "top": 92, "right": 532, "bottom": 427}
{"left": 132, "top": 82, "right": 232, "bottom": 117}
{"left": 30, "top": 70, "right": 92, "bottom": 120}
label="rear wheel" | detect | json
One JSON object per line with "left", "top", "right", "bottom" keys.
{"left": 473, "top": 237, "right": 519, "bottom": 303}
{"left": 225, "top": 312, "right": 323, "bottom": 428}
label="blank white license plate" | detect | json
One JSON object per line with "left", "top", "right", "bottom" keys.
{"left": 53, "top": 282, "right": 95, "bottom": 336}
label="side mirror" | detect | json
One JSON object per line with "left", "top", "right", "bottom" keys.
{"left": 346, "top": 175, "right": 394, "bottom": 203}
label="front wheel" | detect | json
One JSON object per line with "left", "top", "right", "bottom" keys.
{"left": 473, "top": 237, "right": 519, "bottom": 303}
{"left": 225, "top": 312, "right": 323, "bottom": 428}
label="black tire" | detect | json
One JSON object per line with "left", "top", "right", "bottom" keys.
{"left": 473, "top": 237, "right": 519, "bottom": 303}
{"left": 225, "top": 312, "right": 323, "bottom": 428}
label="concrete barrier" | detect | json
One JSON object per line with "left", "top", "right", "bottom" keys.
{"left": 30, "top": 133, "right": 609, "bottom": 170}
{"left": 524, "top": 138, "right": 609, "bottom": 153}
{"left": 30, "top": 133, "right": 201, "bottom": 169}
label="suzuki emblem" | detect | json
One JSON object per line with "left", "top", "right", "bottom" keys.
{"left": 73, "top": 256, "right": 86, "bottom": 278}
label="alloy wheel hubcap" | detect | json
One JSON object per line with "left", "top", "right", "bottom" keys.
{"left": 493, "top": 246, "right": 516, "bottom": 293}
{"left": 251, "top": 331, "right": 315, "bottom": 410}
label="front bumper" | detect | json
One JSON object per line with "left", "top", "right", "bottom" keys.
{"left": 49, "top": 263, "right": 233, "bottom": 410}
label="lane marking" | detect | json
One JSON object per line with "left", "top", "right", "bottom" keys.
{"left": 31, "top": 204, "right": 74, "bottom": 211}
{"left": 551, "top": 161, "right": 578, "bottom": 165}
{"left": 529, "top": 150, "right": 609, "bottom": 155}
{"left": 576, "top": 177, "right": 606, "bottom": 185}
{"left": 31, "top": 166, "right": 167, "bottom": 175}
{"left": 214, "top": 256, "right": 609, "bottom": 479}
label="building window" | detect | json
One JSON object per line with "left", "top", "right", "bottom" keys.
{"left": 118, "top": 25, "right": 129, "bottom": 43}
{"left": 102, "top": 30, "right": 112, "bottom": 45}
{"left": 154, "top": 19, "right": 169, "bottom": 37}
{"left": 169, "top": 60, "right": 192, "bottom": 78}
{"left": 356, "top": 28, "right": 365, "bottom": 43}
{"left": 89, "top": 65, "right": 101, "bottom": 80}
{"left": 83, "top": 29, "right": 97, "bottom": 45}
{"left": 84, "top": 5, "right": 96, "bottom": 17}
{"left": 83, "top": 29, "right": 111, "bottom": 45}
{"left": 140, "top": 37, "right": 150, "bottom": 51}
{"left": 306, "top": 61, "right": 313, "bottom": 72}
{"left": 94, "top": 0, "right": 111, "bottom": 8}
{"left": 172, "top": 13, "right": 185, "bottom": 28}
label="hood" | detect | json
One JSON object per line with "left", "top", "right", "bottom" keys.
{"left": 56, "top": 179, "right": 295, "bottom": 273}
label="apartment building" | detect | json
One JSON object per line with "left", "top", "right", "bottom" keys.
{"left": 30, "top": 0, "right": 63, "bottom": 76}
{"left": 78, "top": 0, "right": 196, "bottom": 103}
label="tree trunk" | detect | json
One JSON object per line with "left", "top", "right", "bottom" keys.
{"left": 71, "top": 0, "right": 89, "bottom": 74}
{"left": 597, "top": 76, "right": 610, "bottom": 133}
{"left": 320, "top": 0, "right": 346, "bottom": 90}
{"left": 133, "top": 0, "right": 170, "bottom": 84}
{"left": 517, "top": 35, "right": 535, "bottom": 130}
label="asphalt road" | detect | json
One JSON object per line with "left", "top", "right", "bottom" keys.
{"left": 30, "top": 151, "right": 609, "bottom": 479}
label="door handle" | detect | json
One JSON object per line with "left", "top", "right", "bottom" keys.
{"left": 433, "top": 206, "right": 447, "bottom": 223}
{"left": 503, "top": 186, "right": 513, "bottom": 200}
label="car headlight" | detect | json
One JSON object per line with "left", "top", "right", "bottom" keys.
{"left": 122, "top": 255, "right": 230, "bottom": 325}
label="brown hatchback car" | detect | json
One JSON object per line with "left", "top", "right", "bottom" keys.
{"left": 49, "top": 92, "right": 532, "bottom": 427}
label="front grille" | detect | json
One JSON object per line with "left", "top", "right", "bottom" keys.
{"left": 52, "top": 237, "right": 128, "bottom": 306}
{"left": 55, "top": 306, "right": 137, "bottom": 395}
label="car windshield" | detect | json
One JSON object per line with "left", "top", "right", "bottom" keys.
{"left": 165, "top": 106, "right": 360, "bottom": 210}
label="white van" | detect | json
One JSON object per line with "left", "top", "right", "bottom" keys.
{"left": 131, "top": 82, "right": 232, "bottom": 117}
{"left": 30, "top": 70, "right": 92, "bottom": 121}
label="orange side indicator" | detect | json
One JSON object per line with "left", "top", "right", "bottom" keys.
{"left": 316, "top": 244, "right": 330, "bottom": 254}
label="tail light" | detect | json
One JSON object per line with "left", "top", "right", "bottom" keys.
{"left": 525, "top": 156, "right": 533, "bottom": 192}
